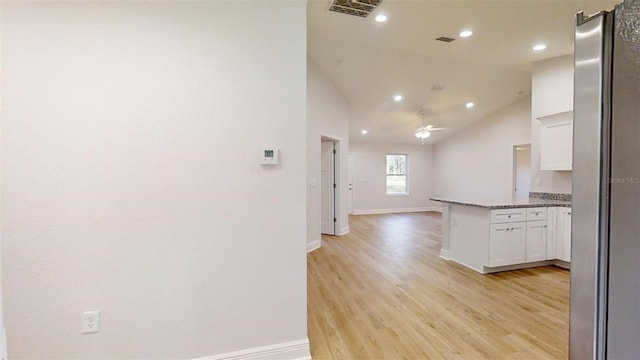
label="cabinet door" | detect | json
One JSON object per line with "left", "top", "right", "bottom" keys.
{"left": 526, "top": 221, "right": 547, "bottom": 263}
{"left": 489, "top": 222, "right": 526, "bottom": 267}
{"left": 540, "top": 113, "right": 573, "bottom": 171}
{"left": 561, "top": 209, "right": 572, "bottom": 262}
{"left": 556, "top": 208, "right": 572, "bottom": 262}
{"left": 546, "top": 207, "right": 557, "bottom": 260}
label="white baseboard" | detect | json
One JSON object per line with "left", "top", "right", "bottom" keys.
{"left": 338, "top": 226, "right": 350, "bottom": 236}
{"left": 482, "top": 260, "right": 557, "bottom": 274}
{"left": 352, "top": 207, "right": 442, "bottom": 215}
{"left": 194, "top": 338, "right": 310, "bottom": 360}
{"left": 439, "top": 249, "right": 451, "bottom": 260}
{"left": 307, "top": 239, "right": 321, "bottom": 253}
{"left": 553, "top": 259, "right": 571, "bottom": 270}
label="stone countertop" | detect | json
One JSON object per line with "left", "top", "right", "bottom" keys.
{"left": 430, "top": 197, "right": 572, "bottom": 209}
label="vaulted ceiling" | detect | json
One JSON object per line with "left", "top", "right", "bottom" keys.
{"left": 307, "top": 0, "right": 619, "bottom": 144}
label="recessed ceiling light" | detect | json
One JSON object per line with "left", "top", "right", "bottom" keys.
{"left": 375, "top": 14, "right": 387, "bottom": 22}
{"left": 361, "top": 130, "right": 368, "bottom": 135}
{"left": 394, "top": 94, "right": 402, "bottom": 102}
{"left": 466, "top": 102, "right": 475, "bottom": 109}
{"left": 533, "top": 44, "right": 547, "bottom": 51}
{"left": 459, "top": 30, "right": 473, "bottom": 38}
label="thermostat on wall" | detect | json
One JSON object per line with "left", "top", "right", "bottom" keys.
{"left": 260, "top": 148, "right": 279, "bottom": 165}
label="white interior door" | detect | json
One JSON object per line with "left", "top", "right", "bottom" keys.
{"left": 348, "top": 153, "right": 354, "bottom": 215}
{"left": 321, "top": 141, "right": 335, "bottom": 235}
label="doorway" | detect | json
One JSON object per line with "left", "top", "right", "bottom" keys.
{"left": 321, "top": 138, "right": 336, "bottom": 235}
{"left": 348, "top": 153, "right": 354, "bottom": 215}
{"left": 513, "top": 144, "right": 531, "bottom": 197}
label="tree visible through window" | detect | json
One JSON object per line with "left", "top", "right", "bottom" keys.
{"left": 386, "top": 154, "right": 408, "bottom": 195}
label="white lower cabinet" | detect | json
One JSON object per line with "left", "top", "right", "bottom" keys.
{"left": 546, "top": 207, "right": 557, "bottom": 260}
{"left": 487, "top": 206, "right": 571, "bottom": 269}
{"left": 489, "top": 222, "right": 526, "bottom": 267}
{"left": 556, "top": 208, "right": 572, "bottom": 262}
{"left": 526, "top": 221, "right": 548, "bottom": 263}
{"left": 545, "top": 207, "right": 572, "bottom": 262}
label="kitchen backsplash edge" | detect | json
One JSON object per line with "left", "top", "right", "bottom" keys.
{"left": 529, "top": 192, "right": 572, "bottom": 202}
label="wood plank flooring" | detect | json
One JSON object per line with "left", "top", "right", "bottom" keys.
{"left": 307, "top": 212, "right": 570, "bottom": 359}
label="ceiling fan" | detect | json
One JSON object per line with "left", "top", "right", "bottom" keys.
{"left": 415, "top": 110, "right": 447, "bottom": 144}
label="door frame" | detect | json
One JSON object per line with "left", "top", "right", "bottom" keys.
{"left": 512, "top": 143, "right": 531, "bottom": 197}
{"left": 319, "top": 133, "right": 343, "bottom": 236}
{"left": 320, "top": 139, "right": 336, "bottom": 235}
{"left": 348, "top": 152, "right": 354, "bottom": 215}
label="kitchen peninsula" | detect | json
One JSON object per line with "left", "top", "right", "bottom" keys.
{"left": 432, "top": 195, "right": 572, "bottom": 274}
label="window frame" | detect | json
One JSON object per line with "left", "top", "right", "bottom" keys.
{"left": 385, "top": 154, "right": 409, "bottom": 196}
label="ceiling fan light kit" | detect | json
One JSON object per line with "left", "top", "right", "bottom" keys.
{"left": 414, "top": 110, "right": 447, "bottom": 144}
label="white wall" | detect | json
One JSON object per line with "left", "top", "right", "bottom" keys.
{"left": 433, "top": 98, "right": 532, "bottom": 200}
{"left": 531, "top": 55, "right": 574, "bottom": 194}
{"left": 1, "top": 2, "right": 308, "bottom": 359}
{"left": 0, "top": 3, "right": 4, "bottom": 357}
{"left": 350, "top": 142, "right": 438, "bottom": 214}
{"left": 307, "top": 60, "right": 350, "bottom": 247}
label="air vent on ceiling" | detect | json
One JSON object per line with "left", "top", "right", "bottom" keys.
{"left": 436, "top": 36, "right": 456, "bottom": 43}
{"left": 329, "top": 0, "right": 383, "bottom": 18}
{"left": 431, "top": 84, "right": 446, "bottom": 91}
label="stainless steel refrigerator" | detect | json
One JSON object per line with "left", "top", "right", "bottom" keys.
{"left": 572, "top": 1, "right": 640, "bottom": 359}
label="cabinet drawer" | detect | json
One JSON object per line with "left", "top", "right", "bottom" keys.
{"left": 526, "top": 207, "right": 547, "bottom": 221}
{"left": 490, "top": 209, "right": 526, "bottom": 223}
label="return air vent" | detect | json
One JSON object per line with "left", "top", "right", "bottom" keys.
{"left": 329, "top": 0, "right": 383, "bottom": 18}
{"left": 436, "top": 36, "right": 456, "bottom": 43}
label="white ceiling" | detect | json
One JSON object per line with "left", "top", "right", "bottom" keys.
{"left": 307, "top": 0, "right": 619, "bottom": 144}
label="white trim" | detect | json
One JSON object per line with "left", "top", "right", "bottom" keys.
{"left": 430, "top": 207, "right": 444, "bottom": 213}
{"left": 1, "top": 328, "right": 6, "bottom": 360}
{"left": 553, "top": 259, "right": 571, "bottom": 270}
{"left": 319, "top": 133, "right": 344, "bottom": 239}
{"left": 194, "top": 338, "right": 311, "bottom": 360}
{"left": 338, "top": 226, "right": 350, "bottom": 236}
{"left": 482, "top": 260, "right": 556, "bottom": 274}
{"left": 439, "top": 249, "right": 451, "bottom": 260}
{"left": 307, "top": 239, "right": 321, "bottom": 253}
{"left": 352, "top": 207, "right": 441, "bottom": 215}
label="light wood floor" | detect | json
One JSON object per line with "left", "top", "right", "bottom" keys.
{"left": 307, "top": 212, "right": 570, "bottom": 359}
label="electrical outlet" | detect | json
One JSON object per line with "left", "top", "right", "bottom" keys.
{"left": 83, "top": 311, "right": 100, "bottom": 333}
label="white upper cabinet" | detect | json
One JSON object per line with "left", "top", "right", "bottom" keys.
{"left": 540, "top": 111, "right": 573, "bottom": 171}
{"left": 532, "top": 56, "right": 575, "bottom": 173}
{"left": 532, "top": 56, "right": 574, "bottom": 119}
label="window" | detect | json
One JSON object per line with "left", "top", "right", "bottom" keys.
{"left": 386, "top": 154, "right": 408, "bottom": 195}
